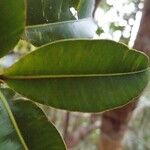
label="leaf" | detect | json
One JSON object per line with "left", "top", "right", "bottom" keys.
{"left": 26, "top": 0, "right": 94, "bottom": 25}
{"left": 25, "top": 0, "right": 97, "bottom": 46}
{"left": 23, "top": 18, "right": 97, "bottom": 46}
{"left": 26, "top": 0, "right": 76, "bottom": 25}
{"left": 2, "top": 40, "right": 149, "bottom": 112}
{"left": 0, "top": 89, "right": 66, "bottom": 150}
{"left": 78, "top": 0, "right": 95, "bottom": 18}
{"left": 0, "top": 0, "right": 25, "bottom": 57}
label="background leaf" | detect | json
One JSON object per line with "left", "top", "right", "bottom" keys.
{"left": 0, "top": 89, "right": 66, "bottom": 150}
{"left": 0, "top": 0, "right": 25, "bottom": 57}
{"left": 3, "top": 40, "right": 149, "bottom": 112}
{"left": 24, "top": 18, "right": 97, "bottom": 46}
{"left": 25, "top": 0, "right": 97, "bottom": 46}
{"left": 26, "top": 0, "right": 76, "bottom": 25}
{"left": 26, "top": 0, "right": 95, "bottom": 25}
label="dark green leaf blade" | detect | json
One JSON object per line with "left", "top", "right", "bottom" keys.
{"left": 0, "top": 89, "right": 66, "bottom": 150}
{"left": 26, "top": 0, "right": 76, "bottom": 25}
{"left": 12, "top": 100, "right": 66, "bottom": 150}
{"left": 0, "top": 0, "right": 25, "bottom": 57}
{"left": 24, "top": 18, "right": 97, "bottom": 46}
{"left": 3, "top": 40, "right": 149, "bottom": 112}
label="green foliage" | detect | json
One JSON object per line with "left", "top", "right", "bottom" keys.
{"left": 23, "top": 18, "right": 97, "bottom": 46}
{"left": 0, "top": 89, "right": 66, "bottom": 150}
{"left": 26, "top": 0, "right": 94, "bottom": 25}
{"left": 0, "top": 0, "right": 149, "bottom": 149}
{"left": 0, "top": 0, "right": 25, "bottom": 57}
{"left": 24, "top": 0, "right": 96, "bottom": 46}
{"left": 3, "top": 39, "right": 149, "bottom": 112}
{"left": 26, "top": 0, "right": 75, "bottom": 25}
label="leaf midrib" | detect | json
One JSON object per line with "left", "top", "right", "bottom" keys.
{"left": 26, "top": 17, "right": 93, "bottom": 28}
{"left": 3, "top": 68, "right": 148, "bottom": 80}
{"left": 0, "top": 90, "right": 28, "bottom": 150}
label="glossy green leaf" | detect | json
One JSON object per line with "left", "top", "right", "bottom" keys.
{"left": 0, "top": 89, "right": 66, "bottom": 150}
{"left": 26, "top": 0, "right": 76, "bottom": 25}
{"left": 0, "top": 0, "right": 25, "bottom": 57}
{"left": 2, "top": 40, "right": 149, "bottom": 112}
{"left": 26, "top": 0, "right": 94, "bottom": 25}
{"left": 25, "top": 0, "right": 97, "bottom": 46}
{"left": 24, "top": 18, "right": 97, "bottom": 46}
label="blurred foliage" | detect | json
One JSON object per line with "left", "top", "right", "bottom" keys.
{"left": 124, "top": 96, "right": 150, "bottom": 150}
{"left": 95, "top": 0, "right": 144, "bottom": 46}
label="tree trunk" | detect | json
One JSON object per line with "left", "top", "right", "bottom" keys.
{"left": 99, "top": 0, "right": 150, "bottom": 149}
{"left": 99, "top": 101, "right": 137, "bottom": 150}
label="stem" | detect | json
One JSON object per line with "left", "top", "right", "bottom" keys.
{"left": 63, "top": 111, "right": 70, "bottom": 139}
{"left": 0, "top": 90, "right": 28, "bottom": 150}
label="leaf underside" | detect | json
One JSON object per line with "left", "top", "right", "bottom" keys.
{"left": 0, "top": 89, "right": 66, "bottom": 150}
{"left": 3, "top": 39, "right": 149, "bottom": 112}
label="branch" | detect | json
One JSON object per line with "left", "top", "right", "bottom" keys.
{"left": 65, "top": 121, "right": 100, "bottom": 149}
